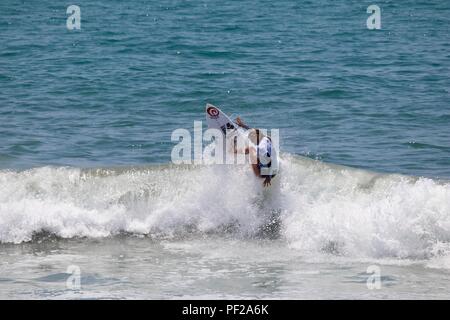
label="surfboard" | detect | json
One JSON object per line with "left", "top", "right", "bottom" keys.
{"left": 205, "top": 103, "right": 280, "bottom": 177}
{"left": 205, "top": 103, "right": 239, "bottom": 135}
{"left": 205, "top": 103, "right": 250, "bottom": 156}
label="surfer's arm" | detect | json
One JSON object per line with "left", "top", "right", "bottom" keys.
{"left": 251, "top": 163, "right": 271, "bottom": 187}
{"left": 251, "top": 163, "right": 260, "bottom": 176}
{"left": 235, "top": 117, "right": 251, "bottom": 130}
{"left": 249, "top": 147, "right": 272, "bottom": 187}
{"left": 249, "top": 147, "right": 261, "bottom": 176}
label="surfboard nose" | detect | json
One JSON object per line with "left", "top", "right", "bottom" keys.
{"left": 206, "top": 103, "right": 216, "bottom": 110}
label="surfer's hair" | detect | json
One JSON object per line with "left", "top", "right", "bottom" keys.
{"left": 248, "top": 129, "right": 265, "bottom": 145}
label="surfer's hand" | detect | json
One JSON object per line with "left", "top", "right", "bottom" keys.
{"left": 235, "top": 117, "right": 250, "bottom": 129}
{"left": 263, "top": 177, "right": 271, "bottom": 187}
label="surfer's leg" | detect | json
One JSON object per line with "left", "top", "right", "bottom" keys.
{"left": 251, "top": 163, "right": 260, "bottom": 177}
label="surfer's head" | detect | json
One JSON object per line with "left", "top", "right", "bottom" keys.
{"left": 248, "top": 129, "right": 266, "bottom": 145}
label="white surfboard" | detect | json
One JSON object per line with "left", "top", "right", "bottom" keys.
{"left": 205, "top": 103, "right": 250, "bottom": 155}
{"left": 205, "top": 103, "right": 239, "bottom": 134}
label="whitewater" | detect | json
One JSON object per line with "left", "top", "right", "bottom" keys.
{"left": 1, "top": 154, "right": 450, "bottom": 261}
{"left": 2, "top": 154, "right": 450, "bottom": 299}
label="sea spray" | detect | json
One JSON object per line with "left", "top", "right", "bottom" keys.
{"left": 1, "top": 154, "right": 450, "bottom": 264}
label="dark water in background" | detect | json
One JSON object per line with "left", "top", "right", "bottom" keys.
{"left": 1, "top": 0, "right": 449, "bottom": 177}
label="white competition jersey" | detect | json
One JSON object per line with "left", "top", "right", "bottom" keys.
{"left": 257, "top": 137, "right": 279, "bottom": 176}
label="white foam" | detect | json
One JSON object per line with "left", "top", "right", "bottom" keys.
{"left": 1, "top": 155, "right": 450, "bottom": 267}
{"left": 0, "top": 164, "right": 266, "bottom": 243}
{"left": 280, "top": 155, "right": 450, "bottom": 262}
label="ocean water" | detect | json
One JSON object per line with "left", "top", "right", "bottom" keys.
{"left": 1, "top": 0, "right": 450, "bottom": 299}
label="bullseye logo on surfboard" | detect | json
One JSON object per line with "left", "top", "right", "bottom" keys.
{"left": 206, "top": 106, "right": 220, "bottom": 119}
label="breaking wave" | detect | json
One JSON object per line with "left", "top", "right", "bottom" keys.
{"left": 1, "top": 154, "right": 450, "bottom": 264}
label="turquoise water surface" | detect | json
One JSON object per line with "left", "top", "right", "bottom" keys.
{"left": 1, "top": 0, "right": 449, "bottom": 177}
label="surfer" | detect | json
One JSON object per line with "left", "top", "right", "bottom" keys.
{"left": 234, "top": 117, "right": 278, "bottom": 187}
